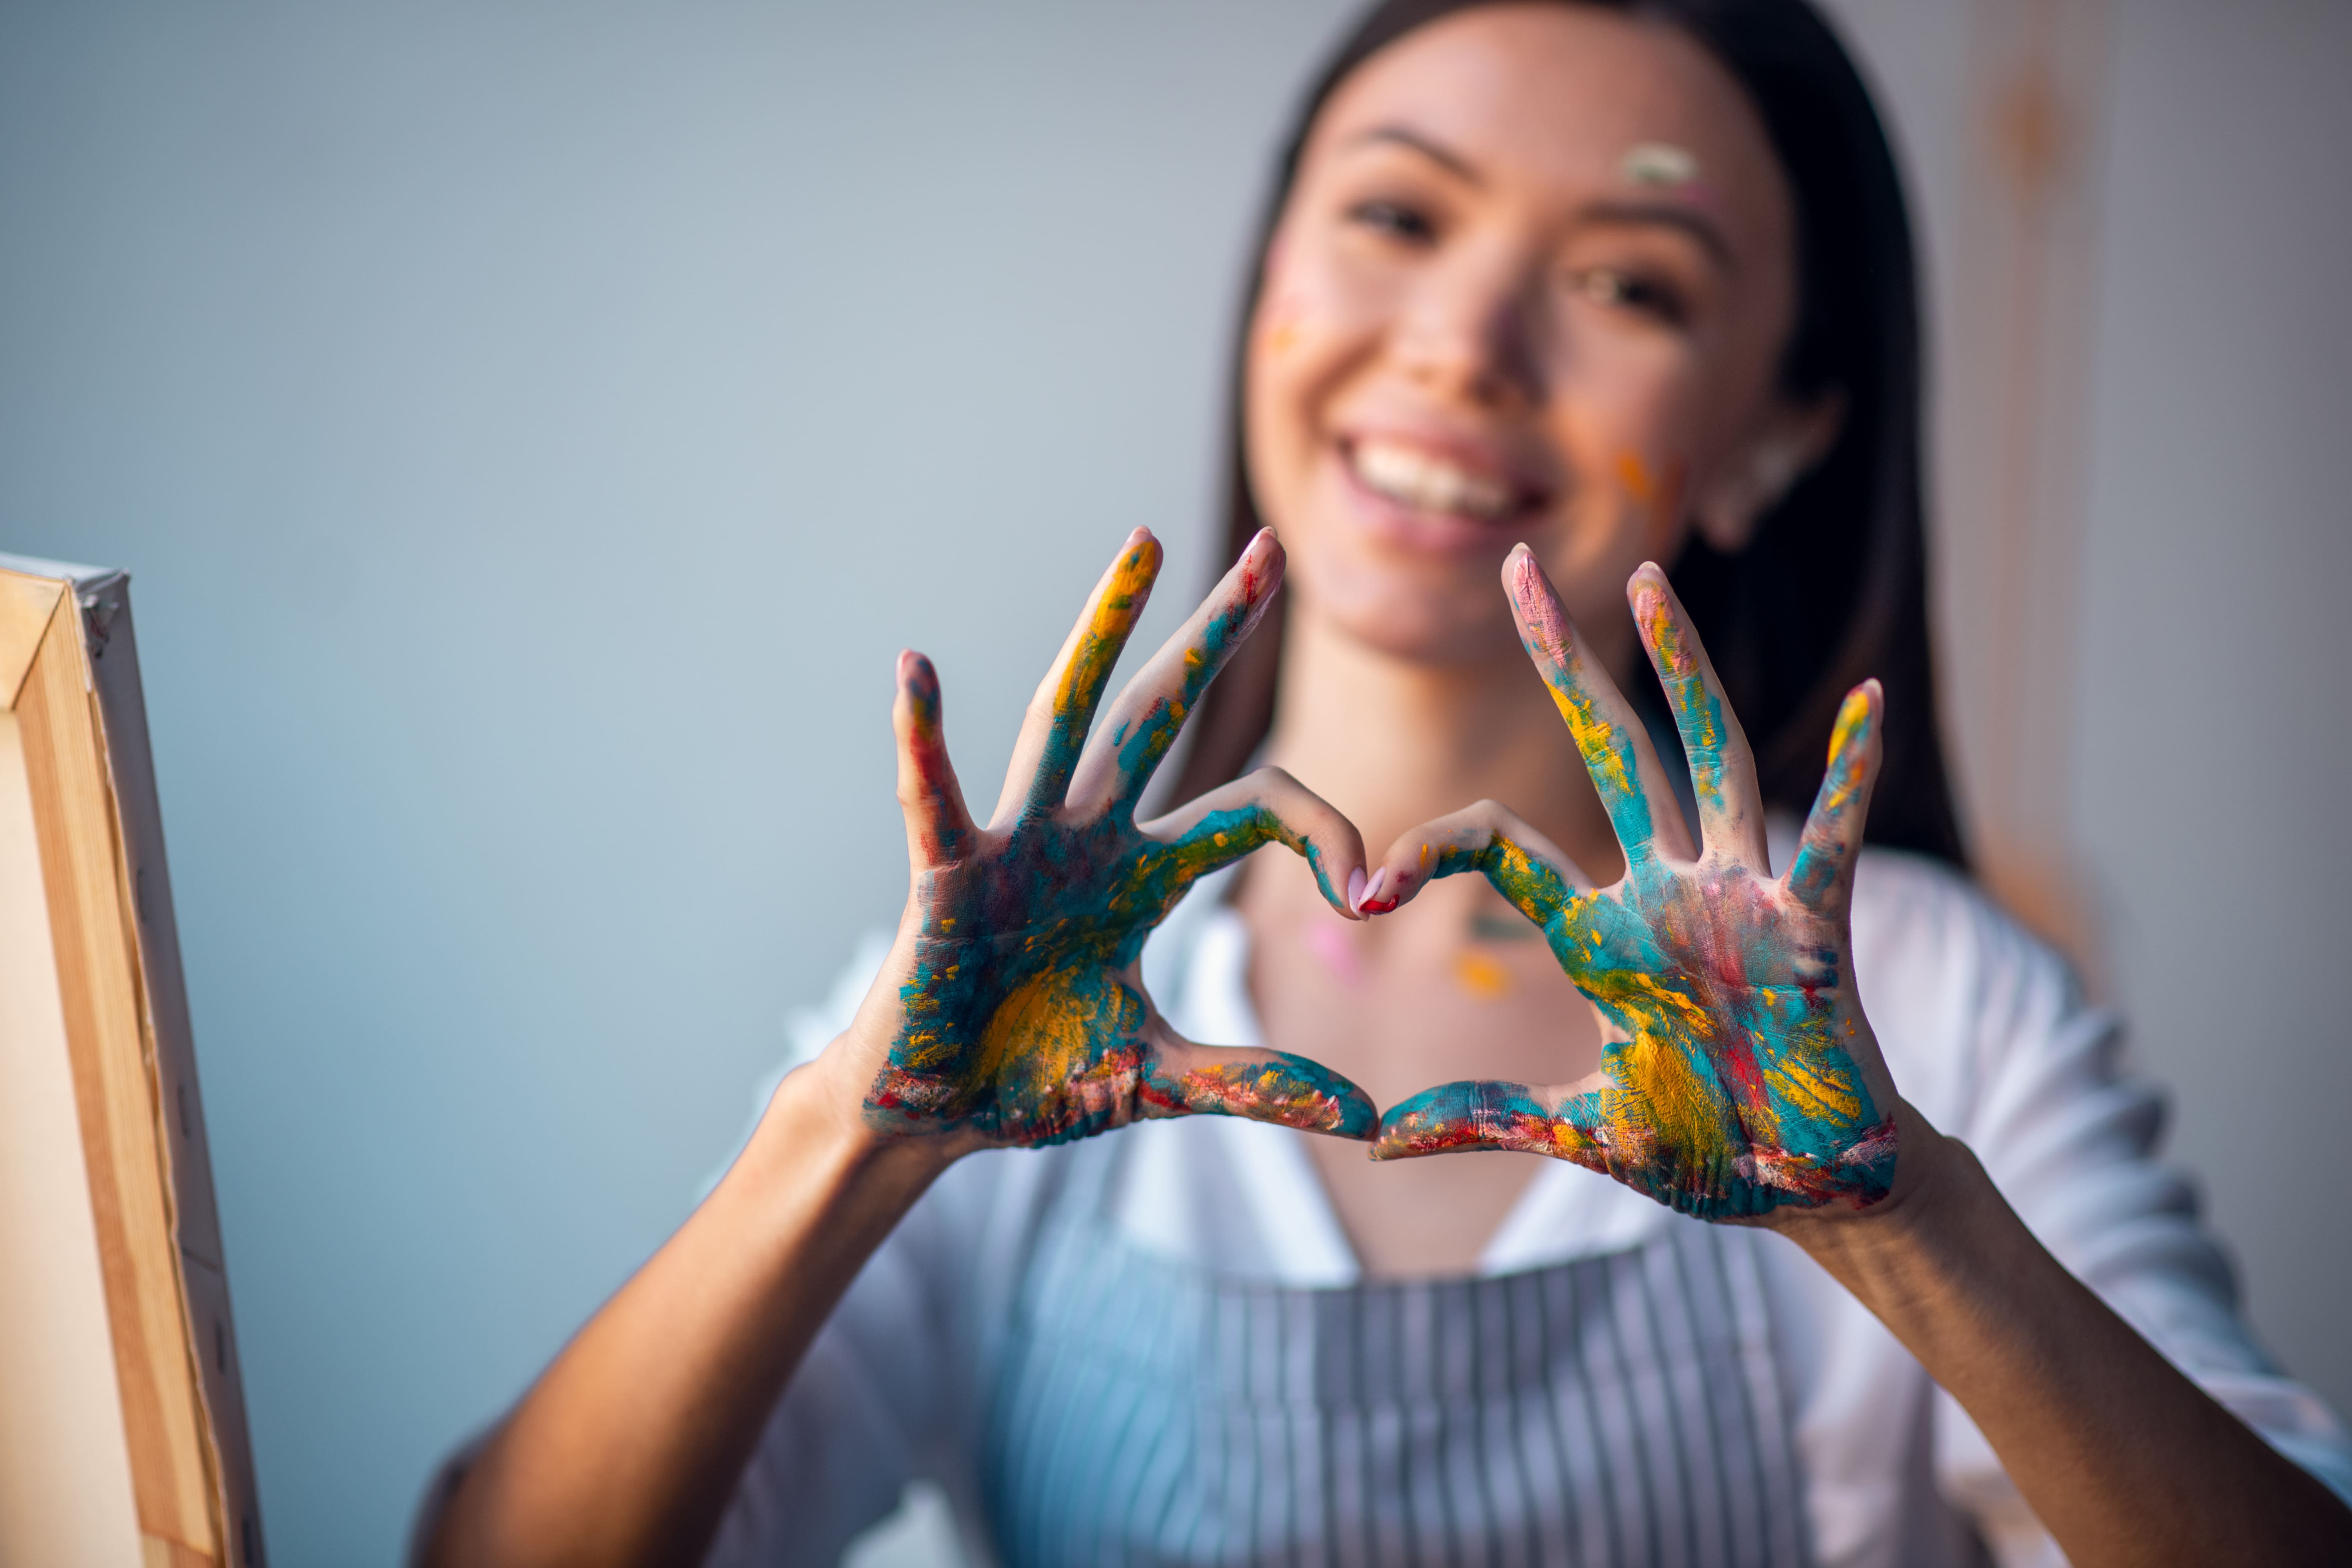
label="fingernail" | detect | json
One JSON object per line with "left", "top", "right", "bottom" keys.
{"left": 1347, "top": 866, "right": 1367, "bottom": 912}
{"left": 1361, "top": 867, "right": 1388, "bottom": 913}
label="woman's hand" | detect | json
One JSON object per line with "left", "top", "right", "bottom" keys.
{"left": 1363, "top": 545, "right": 1902, "bottom": 1222}
{"left": 825, "top": 526, "right": 1378, "bottom": 1152}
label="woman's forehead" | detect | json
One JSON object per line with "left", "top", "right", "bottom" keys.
{"left": 1304, "top": 5, "right": 1790, "bottom": 236}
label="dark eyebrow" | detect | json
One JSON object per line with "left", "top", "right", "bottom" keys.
{"left": 1335, "top": 133, "right": 1733, "bottom": 268}
{"left": 1575, "top": 199, "right": 1734, "bottom": 267}
{"left": 1342, "top": 123, "right": 1483, "bottom": 186}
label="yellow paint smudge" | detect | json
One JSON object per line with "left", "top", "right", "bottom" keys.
{"left": 1453, "top": 950, "right": 1513, "bottom": 1000}
{"left": 1051, "top": 546, "right": 1158, "bottom": 714}
{"left": 974, "top": 967, "right": 1099, "bottom": 1087}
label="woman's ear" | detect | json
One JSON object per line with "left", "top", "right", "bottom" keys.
{"left": 1691, "top": 390, "right": 1846, "bottom": 554}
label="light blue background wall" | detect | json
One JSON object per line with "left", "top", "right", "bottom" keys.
{"left": 1, "top": 3, "right": 2345, "bottom": 1562}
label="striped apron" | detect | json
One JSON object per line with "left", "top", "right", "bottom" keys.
{"left": 983, "top": 1151, "right": 1811, "bottom": 1567}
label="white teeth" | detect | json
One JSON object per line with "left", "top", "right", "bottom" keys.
{"left": 1350, "top": 439, "right": 1517, "bottom": 520}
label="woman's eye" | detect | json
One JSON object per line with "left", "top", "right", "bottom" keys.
{"left": 1571, "top": 266, "right": 1687, "bottom": 324}
{"left": 1347, "top": 199, "right": 1437, "bottom": 244}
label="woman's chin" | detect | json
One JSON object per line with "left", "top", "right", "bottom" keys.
{"left": 1298, "top": 571, "right": 1526, "bottom": 669}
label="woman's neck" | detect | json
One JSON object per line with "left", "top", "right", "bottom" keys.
{"left": 1258, "top": 602, "right": 1622, "bottom": 883}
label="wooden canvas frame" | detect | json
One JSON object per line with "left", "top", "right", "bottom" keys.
{"left": 0, "top": 555, "right": 263, "bottom": 1567}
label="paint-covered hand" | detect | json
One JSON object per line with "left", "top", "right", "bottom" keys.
{"left": 836, "top": 528, "right": 1378, "bottom": 1152}
{"left": 1365, "top": 548, "right": 1901, "bottom": 1221}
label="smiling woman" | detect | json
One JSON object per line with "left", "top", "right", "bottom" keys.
{"left": 415, "top": 3, "right": 2352, "bottom": 1566}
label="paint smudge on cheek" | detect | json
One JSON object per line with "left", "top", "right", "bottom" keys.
{"left": 1255, "top": 263, "right": 1310, "bottom": 360}
{"left": 1615, "top": 449, "right": 1657, "bottom": 505}
{"left": 1614, "top": 450, "right": 1689, "bottom": 523}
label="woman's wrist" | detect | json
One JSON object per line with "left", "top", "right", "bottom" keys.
{"left": 725, "top": 1044, "right": 963, "bottom": 1248}
{"left": 1767, "top": 1099, "right": 1982, "bottom": 1269}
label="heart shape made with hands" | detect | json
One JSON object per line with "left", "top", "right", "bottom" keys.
{"left": 855, "top": 529, "right": 1898, "bottom": 1225}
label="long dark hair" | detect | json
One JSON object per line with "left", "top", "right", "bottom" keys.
{"left": 1170, "top": 0, "right": 1969, "bottom": 868}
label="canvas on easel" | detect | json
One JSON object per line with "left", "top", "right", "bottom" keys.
{"left": 0, "top": 554, "right": 264, "bottom": 1567}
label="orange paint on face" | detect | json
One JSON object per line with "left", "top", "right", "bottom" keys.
{"left": 1615, "top": 449, "right": 1656, "bottom": 504}
{"left": 1616, "top": 451, "right": 1691, "bottom": 532}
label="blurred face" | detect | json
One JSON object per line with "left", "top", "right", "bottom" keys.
{"left": 1247, "top": 3, "right": 1829, "bottom": 673}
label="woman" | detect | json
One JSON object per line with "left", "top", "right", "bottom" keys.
{"left": 420, "top": 2, "right": 2352, "bottom": 1563}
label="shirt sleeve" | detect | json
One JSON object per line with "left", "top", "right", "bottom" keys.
{"left": 1908, "top": 870, "right": 2352, "bottom": 1562}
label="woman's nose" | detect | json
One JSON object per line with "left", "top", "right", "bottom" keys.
{"left": 1389, "top": 245, "right": 1547, "bottom": 411}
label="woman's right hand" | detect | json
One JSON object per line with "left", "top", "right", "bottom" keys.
{"left": 812, "top": 526, "right": 1378, "bottom": 1154}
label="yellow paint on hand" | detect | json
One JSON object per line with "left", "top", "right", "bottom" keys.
{"left": 1052, "top": 545, "right": 1159, "bottom": 712}
{"left": 974, "top": 967, "right": 1100, "bottom": 1088}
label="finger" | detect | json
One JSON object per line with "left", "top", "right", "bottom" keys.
{"left": 996, "top": 529, "right": 1162, "bottom": 822}
{"left": 1139, "top": 1033, "right": 1377, "bottom": 1140}
{"left": 892, "top": 650, "right": 975, "bottom": 869}
{"left": 1066, "top": 528, "right": 1282, "bottom": 817}
{"left": 1355, "top": 800, "right": 1587, "bottom": 929}
{"left": 1503, "top": 545, "right": 1694, "bottom": 865}
{"left": 1785, "top": 680, "right": 1884, "bottom": 910}
{"left": 1628, "top": 563, "right": 1769, "bottom": 866}
{"left": 1139, "top": 764, "right": 1368, "bottom": 919}
{"left": 1369, "top": 1078, "right": 1607, "bottom": 1163}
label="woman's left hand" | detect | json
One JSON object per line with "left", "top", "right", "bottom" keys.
{"left": 1363, "top": 546, "right": 1903, "bottom": 1223}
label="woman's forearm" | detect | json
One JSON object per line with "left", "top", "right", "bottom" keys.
{"left": 1781, "top": 1108, "right": 2351, "bottom": 1565}
{"left": 422, "top": 1056, "right": 954, "bottom": 1568}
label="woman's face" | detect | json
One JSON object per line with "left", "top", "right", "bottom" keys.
{"left": 1248, "top": 2, "right": 1830, "bottom": 674}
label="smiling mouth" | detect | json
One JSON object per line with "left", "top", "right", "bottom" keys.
{"left": 1345, "top": 437, "right": 1536, "bottom": 524}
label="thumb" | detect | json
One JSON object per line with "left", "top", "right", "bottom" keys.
{"left": 1138, "top": 1027, "right": 1376, "bottom": 1141}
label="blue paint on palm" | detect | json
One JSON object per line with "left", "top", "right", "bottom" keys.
{"left": 867, "top": 533, "right": 1375, "bottom": 1149}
